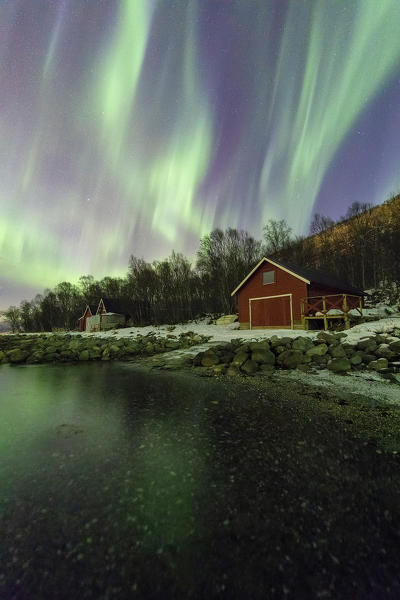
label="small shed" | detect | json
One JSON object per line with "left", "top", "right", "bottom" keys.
{"left": 77, "top": 304, "right": 97, "bottom": 332}
{"left": 86, "top": 298, "right": 129, "bottom": 332}
{"left": 231, "top": 257, "right": 365, "bottom": 330}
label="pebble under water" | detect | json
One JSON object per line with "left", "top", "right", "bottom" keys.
{"left": 1, "top": 362, "right": 400, "bottom": 599}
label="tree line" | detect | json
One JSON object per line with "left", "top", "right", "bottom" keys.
{"left": 4, "top": 194, "right": 400, "bottom": 332}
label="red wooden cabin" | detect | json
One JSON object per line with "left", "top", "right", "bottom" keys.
{"left": 77, "top": 304, "right": 97, "bottom": 332}
{"left": 231, "top": 258, "right": 365, "bottom": 330}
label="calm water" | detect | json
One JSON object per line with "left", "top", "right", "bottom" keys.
{"left": 1, "top": 363, "right": 400, "bottom": 599}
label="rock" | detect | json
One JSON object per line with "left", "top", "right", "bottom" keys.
{"left": 311, "top": 355, "right": 328, "bottom": 365}
{"left": 259, "top": 363, "right": 275, "bottom": 373}
{"left": 357, "top": 338, "right": 378, "bottom": 353}
{"left": 215, "top": 314, "right": 237, "bottom": 325}
{"left": 273, "top": 345, "right": 286, "bottom": 355}
{"left": 306, "top": 343, "right": 328, "bottom": 357}
{"left": 0, "top": 350, "right": 7, "bottom": 363}
{"left": 231, "top": 351, "right": 249, "bottom": 367}
{"left": 235, "top": 343, "right": 250, "bottom": 354}
{"left": 251, "top": 348, "right": 275, "bottom": 365}
{"left": 165, "top": 339, "right": 180, "bottom": 349}
{"left": 201, "top": 353, "right": 220, "bottom": 367}
{"left": 43, "top": 352, "right": 59, "bottom": 362}
{"left": 192, "top": 352, "right": 204, "bottom": 366}
{"left": 292, "top": 337, "right": 313, "bottom": 351}
{"left": 297, "top": 364, "right": 312, "bottom": 372}
{"left": 327, "top": 358, "right": 351, "bottom": 373}
{"left": 271, "top": 337, "right": 293, "bottom": 348}
{"left": 329, "top": 345, "right": 346, "bottom": 358}
{"left": 212, "top": 364, "right": 226, "bottom": 375}
{"left": 368, "top": 358, "right": 389, "bottom": 371}
{"left": 26, "top": 352, "right": 43, "bottom": 364}
{"left": 360, "top": 353, "right": 376, "bottom": 364}
{"left": 226, "top": 366, "right": 240, "bottom": 377}
{"left": 248, "top": 341, "right": 270, "bottom": 351}
{"left": 102, "top": 348, "right": 110, "bottom": 360}
{"left": 241, "top": 359, "right": 259, "bottom": 375}
{"left": 277, "top": 350, "right": 305, "bottom": 369}
{"left": 389, "top": 340, "right": 400, "bottom": 353}
{"left": 316, "top": 331, "right": 338, "bottom": 345}
{"left": 220, "top": 351, "right": 235, "bottom": 364}
{"left": 79, "top": 350, "right": 90, "bottom": 361}
{"left": 7, "top": 349, "right": 29, "bottom": 363}
{"left": 375, "top": 344, "right": 395, "bottom": 359}
{"left": 350, "top": 353, "right": 363, "bottom": 366}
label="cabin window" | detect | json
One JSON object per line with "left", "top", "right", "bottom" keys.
{"left": 262, "top": 270, "right": 275, "bottom": 285}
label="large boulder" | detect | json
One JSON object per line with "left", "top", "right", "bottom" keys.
{"left": 248, "top": 341, "right": 270, "bottom": 351}
{"left": 368, "top": 358, "right": 389, "bottom": 371}
{"left": 165, "top": 339, "right": 180, "bottom": 349}
{"left": 306, "top": 343, "right": 328, "bottom": 357}
{"left": 277, "top": 350, "right": 305, "bottom": 369}
{"left": 241, "top": 359, "right": 259, "bottom": 375}
{"left": 316, "top": 331, "right": 338, "bottom": 345}
{"left": 292, "top": 337, "right": 313, "bottom": 352}
{"left": 350, "top": 353, "right": 363, "bottom": 366}
{"left": 270, "top": 337, "right": 291, "bottom": 349}
{"left": 7, "top": 348, "right": 29, "bottom": 364}
{"left": 79, "top": 350, "right": 90, "bottom": 361}
{"left": 375, "top": 344, "right": 395, "bottom": 360}
{"left": 329, "top": 345, "right": 346, "bottom": 358}
{"left": 26, "top": 351, "right": 44, "bottom": 364}
{"left": 201, "top": 353, "right": 220, "bottom": 367}
{"left": 251, "top": 348, "right": 275, "bottom": 365}
{"left": 358, "top": 338, "right": 378, "bottom": 353}
{"left": 216, "top": 315, "right": 237, "bottom": 325}
{"left": 328, "top": 358, "right": 351, "bottom": 373}
{"left": 231, "top": 351, "right": 249, "bottom": 367}
{"left": 389, "top": 339, "right": 400, "bottom": 353}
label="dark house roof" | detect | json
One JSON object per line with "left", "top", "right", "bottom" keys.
{"left": 98, "top": 298, "right": 128, "bottom": 315}
{"left": 231, "top": 257, "right": 366, "bottom": 296}
{"left": 276, "top": 259, "right": 366, "bottom": 296}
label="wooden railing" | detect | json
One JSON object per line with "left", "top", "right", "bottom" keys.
{"left": 300, "top": 294, "right": 363, "bottom": 330}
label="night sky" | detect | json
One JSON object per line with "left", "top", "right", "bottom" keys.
{"left": 1, "top": 0, "right": 400, "bottom": 308}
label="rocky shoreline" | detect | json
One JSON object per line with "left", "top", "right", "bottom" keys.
{"left": 188, "top": 328, "right": 400, "bottom": 383}
{"left": 0, "top": 331, "right": 211, "bottom": 365}
{"left": 1, "top": 327, "right": 400, "bottom": 386}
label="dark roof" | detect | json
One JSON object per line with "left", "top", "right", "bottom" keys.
{"left": 231, "top": 257, "right": 366, "bottom": 296}
{"left": 99, "top": 298, "right": 127, "bottom": 314}
{"left": 272, "top": 258, "right": 366, "bottom": 295}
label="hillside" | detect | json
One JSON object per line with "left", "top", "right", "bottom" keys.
{"left": 278, "top": 195, "right": 400, "bottom": 291}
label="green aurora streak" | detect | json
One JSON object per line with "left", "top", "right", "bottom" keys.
{"left": 1, "top": 0, "right": 400, "bottom": 296}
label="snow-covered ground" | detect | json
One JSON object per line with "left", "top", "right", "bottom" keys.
{"left": 74, "top": 315, "right": 400, "bottom": 345}
{"left": 281, "top": 368, "right": 400, "bottom": 406}
{"left": 75, "top": 320, "right": 317, "bottom": 342}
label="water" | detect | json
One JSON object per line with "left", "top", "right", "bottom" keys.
{"left": 1, "top": 363, "right": 400, "bottom": 599}
{"left": 0, "top": 363, "right": 239, "bottom": 599}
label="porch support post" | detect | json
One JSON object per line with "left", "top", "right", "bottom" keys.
{"left": 322, "top": 296, "right": 328, "bottom": 331}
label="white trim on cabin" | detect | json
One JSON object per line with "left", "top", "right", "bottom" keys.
{"left": 230, "top": 257, "right": 310, "bottom": 296}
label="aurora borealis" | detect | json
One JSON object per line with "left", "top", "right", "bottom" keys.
{"left": 1, "top": 1, "right": 400, "bottom": 308}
